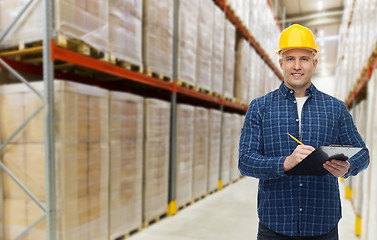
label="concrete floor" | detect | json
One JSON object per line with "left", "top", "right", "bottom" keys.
{"left": 129, "top": 178, "right": 359, "bottom": 240}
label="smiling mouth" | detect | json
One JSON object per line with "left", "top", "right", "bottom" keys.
{"left": 291, "top": 73, "right": 303, "bottom": 78}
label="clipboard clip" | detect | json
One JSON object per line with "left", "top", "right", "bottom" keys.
{"left": 329, "top": 144, "right": 353, "bottom": 147}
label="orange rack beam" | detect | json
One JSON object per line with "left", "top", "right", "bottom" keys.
{"left": 52, "top": 41, "right": 247, "bottom": 112}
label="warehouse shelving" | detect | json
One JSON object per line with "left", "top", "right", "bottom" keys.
{"left": 0, "top": 0, "right": 282, "bottom": 239}
{"left": 214, "top": 0, "right": 284, "bottom": 82}
{"left": 344, "top": 47, "right": 377, "bottom": 108}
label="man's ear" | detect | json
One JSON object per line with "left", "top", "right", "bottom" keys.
{"left": 279, "top": 58, "right": 283, "bottom": 70}
{"left": 313, "top": 58, "right": 318, "bottom": 70}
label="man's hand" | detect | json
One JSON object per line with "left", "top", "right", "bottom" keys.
{"left": 284, "top": 145, "right": 315, "bottom": 172}
{"left": 323, "top": 160, "right": 350, "bottom": 178}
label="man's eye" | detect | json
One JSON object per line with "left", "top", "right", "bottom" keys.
{"left": 286, "top": 58, "right": 294, "bottom": 61}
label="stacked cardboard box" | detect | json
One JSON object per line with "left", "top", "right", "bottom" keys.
{"left": 108, "top": 92, "right": 143, "bottom": 239}
{"left": 196, "top": 0, "right": 214, "bottom": 91}
{"left": 175, "top": 104, "right": 194, "bottom": 208}
{"left": 230, "top": 114, "right": 242, "bottom": 182}
{"left": 0, "top": 0, "right": 143, "bottom": 67}
{"left": 207, "top": 109, "right": 221, "bottom": 193}
{"left": 192, "top": 107, "right": 209, "bottom": 200}
{"left": 223, "top": 20, "right": 236, "bottom": 99}
{"left": 109, "top": 0, "right": 143, "bottom": 66}
{"left": 143, "top": 0, "right": 173, "bottom": 78}
{"left": 211, "top": 6, "right": 225, "bottom": 96}
{"left": 221, "top": 113, "right": 232, "bottom": 186}
{"left": 177, "top": 0, "right": 199, "bottom": 86}
{"left": 235, "top": 38, "right": 250, "bottom": 103}
{"left": 143, "top": 98, "right": 170, "bottom": 222}
{"left": 0, "top": 80, "right": 109, "bottom": 240}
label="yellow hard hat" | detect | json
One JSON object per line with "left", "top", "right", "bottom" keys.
{"left": 276, "top": 24, "right": 319, "bottom": 57}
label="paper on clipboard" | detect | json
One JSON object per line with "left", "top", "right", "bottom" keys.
{"left": 285, "top": 146, "right": 362, "bottom": 176}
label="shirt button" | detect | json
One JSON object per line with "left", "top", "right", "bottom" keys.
{"left": 290, "top": 90, "right": 293, "bottom": 93}
{"left": 296, "top": 119, "right": 299, "bottom": 122}
{"left": 300, "top": 208, "right": 303, "bottom": 212}
{"left": 293, "top": 100, "right": 297, "bottom": 103}
{"left": 299, "top": 183, "right": 303, "bottom": 187}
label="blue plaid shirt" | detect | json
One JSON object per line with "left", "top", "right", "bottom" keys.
{"left": 239, "top": 82, "right": 369, "bottom": 237}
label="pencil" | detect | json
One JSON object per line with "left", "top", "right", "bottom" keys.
{"left": 287, "top": 132, "right": 304, "bottom": 145}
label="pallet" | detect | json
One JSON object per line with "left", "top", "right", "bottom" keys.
{"left": 57, "top": 34, "right": 103, "bottom": 58}
{"left": 194, "top": 194, "right": 207, "bottom": 203}
{"left": 110, "top": 227, "right": 142, "bottom": 240}
{"left": 144, "top": 68, "right": 172, "bottom": 82}
{"left": 118, "top": 59, "right": 143, "bottom": 73}
{"left": 0, "top": 40, "right": 43, "bottom": 62}
{"left": 176, "top": 80, "right": 198, "bottom": 91}
{"left": 178, "top": 201, "right": 193, "bottom": 211}
{"left": 198, "top": 87, "right": 211, "bottom": 95}
{"left": 142, "top": 213, "right": 167, "bottom": 228}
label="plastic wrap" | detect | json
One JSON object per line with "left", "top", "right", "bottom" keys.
{"left": 192, "top": 107, "right": 209, "bottom": 200}
{"left": 221, "top": 112, "right": 232, "bottom": 186}
{"left": 0, "top": 0, "right": 43, "bottom": 48}
{"left": 230, "top": 114, "right": 241, "bottom": 182}
{"left": 196, "top": 0, "right": 214, "bottom": 91}
{"left": 0, "top": 80, "right": 110, "bottom": 240}
{"left": 177, "top": 0, "right": 199, "bottom": 86}
{"left": 223, "top": 20, "right": 236, "bottom": 98}
{"left": 109, "top": 0, "right": 143, "bottom": 66}
{"left": 109, "top": 91, "right": 143, "bottom": 239}
{"left": 143, "top": 0, "right": 173, "bottom": 78}
{"left": 207, "top": 109, "right": 221, "bottom": 193}
{"left": 175, "top": 104, "right": 194, "bottom": 208}
{"left": 211, "top": 6, "right": 225, "bottom": 95}
{"left": 1, "top": 0, "right": 143, "bottom": 69}
{"left": 235, "top": 38, "right": 250, "bottom": 103}
{"left": 143, "top": 98, "right": 170, "bottom": 222}
{"left": 248, "top": 47, "right": 258, "bottom": 102}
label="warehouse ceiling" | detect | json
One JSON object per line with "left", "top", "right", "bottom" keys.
{"left": 270, "top": 0, "right": 345, "bottom": 78}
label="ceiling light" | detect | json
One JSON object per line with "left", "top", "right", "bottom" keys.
{"left": 318, "top": 1, "right": 323, "bottom": 11}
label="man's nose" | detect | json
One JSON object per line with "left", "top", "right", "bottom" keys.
{"left": 294, "top": 60, "right": 301, "bottom": 70}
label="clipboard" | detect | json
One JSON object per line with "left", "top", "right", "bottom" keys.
{"left": 285, "top": 146, "right": 362, "bottom": 176}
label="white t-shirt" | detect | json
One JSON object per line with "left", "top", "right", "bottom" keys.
{"left": 296, "top": 96, "right": 308, "bottom": 135}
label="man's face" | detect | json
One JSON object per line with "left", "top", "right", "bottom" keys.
{"left": 279, "top": 49, "right": 318, "bottom": 94}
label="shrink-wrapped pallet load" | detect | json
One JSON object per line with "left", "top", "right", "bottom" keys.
{"left": 235, "top": 38, "right": 250, "bottom": 104}
{"left": 230, "top": 114, "right": 242, "bottom": 182}
{"left": 177, "top": 0, "right": 199, "bottom": 86}
{"left": 207, "top": 109, "right": 221, "bottom": 193}
{"left": 221, "top": 112, "right": 232, "bottom": 186}
{"left": 143, "top": 98, "right": 170, "bottom": 223}
{"left": 192, "top": 107, "right": 209, "bottom": 200}
{"left": 0, "top": 0, "right": 43, "bottom": 48}
{"left": 109, "top": 92, "right": 143, "bottom": 239}
{"left": 175, "top": 104, "right": 194, "bottom": 208}
{"left": 196, "top": 0, "right": 214, "bottom": 91}
{"left": 0, "top": 80, "right": 109, "bottom": 240}
{"left": 109, "top": 0, "right": 143, "bottom": 67}
{"left": 143, "top": 0, "right": 173, "bottom": 78}
{"left": 0, "top": 0, "right": 143, "bottom": 69}
{"left": 211, "top": 6, "right": 225, "bottom": 96}
{"left": 248, "top": 47, "right": 258, "bottom": 102}
{"left": 223, "top": 20, "right": 236, "bottom": 99}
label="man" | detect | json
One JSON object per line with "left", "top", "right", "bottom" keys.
{"left": 238, "top": 24, "right": 369, "bottom": 239}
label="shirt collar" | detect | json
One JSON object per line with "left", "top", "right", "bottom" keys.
{"left": 279, "top": 82, "right": 317, "bottom": 99}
